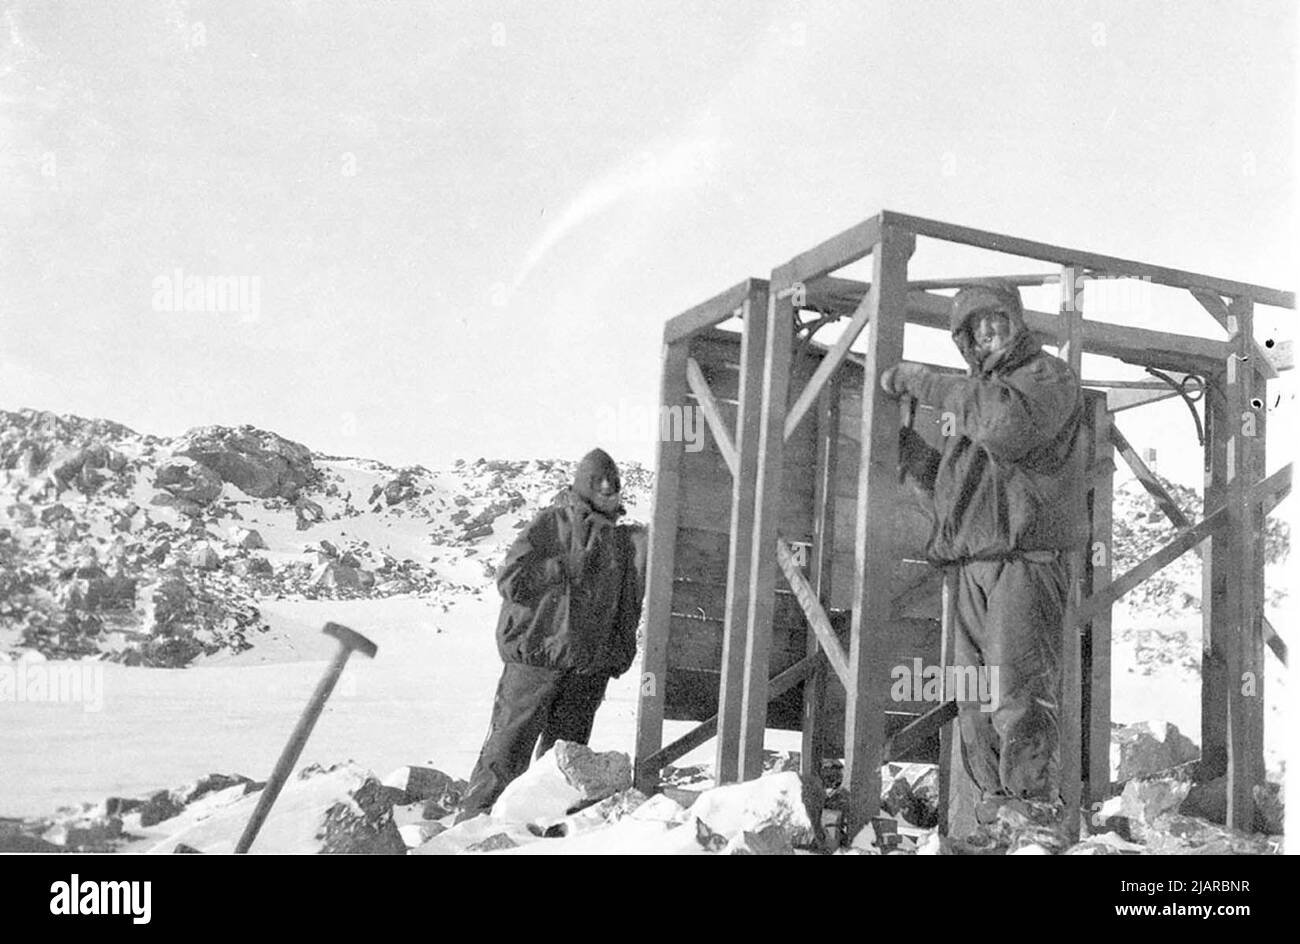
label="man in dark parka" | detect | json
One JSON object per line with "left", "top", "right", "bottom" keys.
{"left": 880, "top": 283, "right": 1090, "bottom": 814}
{"left": 457, "top": 448, "right": 643, "bottom": 820}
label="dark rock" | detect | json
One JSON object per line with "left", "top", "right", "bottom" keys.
{"left": 155, "top": 462, "right": 223, "bottom": 505}
{"left": 139, "top": 790, "right": 186, "bottom": 827}
{"left": 184, "top": 773, "right": 260, "bottom": 804}
{"left": 464, "top": 832, "right": 518, "bottom": 853}
{"left": 317, "top": 778, "right": 407, "bottom": 855}
{"left": 78, "top": 576, "right": 137, "bottom": 611}
{"left": 40, "top": 504, "right": 74, "bottom": 525}
{"left": 172, "top": 843, "right": 201, "bottom": 854}
{"left": 1113, "top": 721, "right": 1200, "bottom": 782}
{"left": 190, "top": 545, "right": 221, "bottom": 570}
{"left": 176, "top": 426, "right": 315, "bottom": 500}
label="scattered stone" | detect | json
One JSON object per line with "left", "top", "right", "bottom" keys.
{"left": 189, "top": 544, "right": 221, "bottom": 570}
{"left": 1112, "top": 720, "right": 1200, "bottom": 782}
{"left": 1120, "top": 776, "right": 1191, "bottom": 840}
{"left": 1144, "top": 813, "right": 1278, "bottom": 855}
{"left": 232, "top": 528, "right": 266, "bottom": 550}
{"left": 155, "top": 462, "right": 223, "bottom": 505}
{"left": 724, "top": 823, "right": 795, "bottom": 855}
{"left": 689, "top": 771, "right": 814, "bottom": 849}
{"left": 382, "top": 766, "right": 459, "bottom": 804}
{"left": 491, "top": 742, "right": 632, "bottom": 823}
{"left": 139, "top": 790, "right": 186, "bottom": 827}
{"left": 463, "top": 832, "right": 519, "bottom": 854}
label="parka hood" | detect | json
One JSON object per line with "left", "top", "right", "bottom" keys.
{"left": 950, "top": 283, "right": 1037, "bottom": 374}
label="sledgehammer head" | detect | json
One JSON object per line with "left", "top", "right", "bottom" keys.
{"left": 322, "top": 621, "right": 378, "bottom": 659}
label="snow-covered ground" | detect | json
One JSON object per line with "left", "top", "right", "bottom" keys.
{"left": 4, "top": 592, "right": 1286, "bottom": 819}
{"left": 1, "top": 592, "right": 763, "bottom": 819}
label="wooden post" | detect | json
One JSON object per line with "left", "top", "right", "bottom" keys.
{"left": 737, "top": 286, "right": 795, "bottom": 779}
{"left": 716, "top": 285, "right": 770, "bottom": 783}
{"left": 633, "top": 339, "right": 690, "bottom": 792}
{"left": 1200, "top": 375, "right": 1230, "bottom": 780}
{"left": 1225, "top": 297, "right": 1264, "bottom": 830}
{"left": 800, "top": 373, "right": 841, "bottom": 792}
{"left": 1059, "top": 266, "right": 1084, "bottom": 838}
{"left": 843, "top": 223, "right": 912, "bottom": 838}
{"left": 1086, "top": 397, "right": 1114, "bottom": 802}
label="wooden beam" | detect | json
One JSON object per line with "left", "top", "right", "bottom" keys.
{"left": 903, "top": 288, "right": 1230, "bottom": 373}
{"left": 775, "top": 538, "right": 851, "bottom": 689}
{"left": 879, "top": 210, "right": 1295, "bottom": 310}
{"left": 1200, "top": 382, "right": 1229, "bottom": 780}
{"left": 662, "top": 279, "right": 755, "bottom": 345}
{"left": 801, "top": 376, "right": 841, "bottom": 790}
{"left": 640, "top": 656, "right": 816, "bottom": 775}
{"left": 889, "top": 566, "right": 945, "bottom": 618}
{"left": 1107, "top": 386, "right": 1182, "bottom": 412}
{"left": 1059, "top": 267, "right": 1084, "bottom": 840}
{"left": 1190, "top": 288, "right": 1278, "bottom": 380}
{"left": 737, "top": 284, "right": 795, "bottom": 779}
{"left": 1263, "top": 617, "right": 1288, "bottom": 668}
{"left": 1086, "top": 397, "right": 1115, "bottom": 804}
{"left": 781, "top": 215, "right": 882, "bottom": 287}
{"left": 843, "top": 222, "right": 911, "bottom": 840}
{"left": 784, "top": 284, "right": 876, "bottom": 440}
{"left": 633, "top": 339, "right": 691, "bottom": 792}
{"left": 1225, "top": 297, "right": 1263, "bottom": 832}
{"left": 1110, "top": 423, "right": 1192, "bottom": 528}
{"left": 885, "top": 701, "right": 959, "bottom": 761}
{"left": 685, "top": 357, "right": 738, "bottom": 475}
{"left": 716, "top": 285, "right": 769, "bottom": 783}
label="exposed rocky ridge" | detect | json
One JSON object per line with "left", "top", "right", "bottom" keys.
{"left": 1, "top": 408, "right": 650, "bottom": 667}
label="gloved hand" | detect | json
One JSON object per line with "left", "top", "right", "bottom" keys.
{"left": 880, "top": 362, "right": 928, "bottom": 398}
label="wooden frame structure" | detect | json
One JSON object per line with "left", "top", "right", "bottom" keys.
{"left": 634, "top": 210, "right": 1293, "bottom": 839}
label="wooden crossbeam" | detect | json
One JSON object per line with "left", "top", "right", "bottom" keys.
{"left": 879, "top": 210, "right": 1295, "bottom": 310}
{"left": 638, "top": 656, "right": 816, "bottom": 776}
{"left": 1190, "top": 288, "right": 1278, "bottom": 380}
{"left": 784, "top": 283, "right": 877, "bottom": 440}
{"left": 1110, "top": 423, "right": 1192, "bottom": 528}
{"left": 781, "top": 217, "right": 882, "bottom": 286}
{"left": 889, "top": 566, "right": 945, "bottom": 618}
{"left": 884, "top": 700, "right": 959, "bottom": 761}
{"left": 662, "top": 279, "right": 755, "bottom": 345}
{"left": 1263, "top": 617, "right": 1288, "bottom": 668}
{"left": 685, "top": 357, "right": 738, "bottom": 475}
{"left": 775, "top": 538, "right": 852, "bottom": 689}
{"left": 1075, "top": 505, "right": 1226, "bottom": 628}
{"left": 1073, "top": 462, "right": 1291, "bottom": 628}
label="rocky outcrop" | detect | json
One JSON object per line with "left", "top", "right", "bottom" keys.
{"left": 175, "top": 426, "right": 316, "bottom": 500}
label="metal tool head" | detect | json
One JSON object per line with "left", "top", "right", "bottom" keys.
{"left": 322, "top": 622, "right": 378, "bottom": 659}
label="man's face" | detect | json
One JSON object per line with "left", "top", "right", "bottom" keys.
{"left": 970, "top": 309, "right": 1013, "bottom": 361}
{"left": 591, "top": 476, "right": 621, "bottom": 515}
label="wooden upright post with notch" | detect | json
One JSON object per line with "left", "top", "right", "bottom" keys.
{"left": 842, "top": 224, "right": 912, "bottom": 838}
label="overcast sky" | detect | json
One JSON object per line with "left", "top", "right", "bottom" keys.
{"left": 1, "top": 0, "right": 1294, "bottom": 486}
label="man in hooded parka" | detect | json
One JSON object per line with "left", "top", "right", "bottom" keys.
{"left": 880, "top": 283, "right": 1090, "bottom": 817}
{"left": 456, "top": 448, "right": 644, "bottom": 820}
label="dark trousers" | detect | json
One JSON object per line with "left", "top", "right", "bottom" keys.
{"left": 458, "top": 663, "right": 609, "bottom": 819}
{"left": 952, "top": 557, "right": 1068, "bottom": 803}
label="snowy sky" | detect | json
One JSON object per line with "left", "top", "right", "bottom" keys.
{"left": 0, "top": 0, "right": 1295, "bottom": 486}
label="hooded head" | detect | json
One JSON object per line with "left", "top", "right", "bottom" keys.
{"left": 950, "top": 283, "right": 1032, "bottom": 373}
{"left": 572, "top": 448, "right": 623, "bottom": 516}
